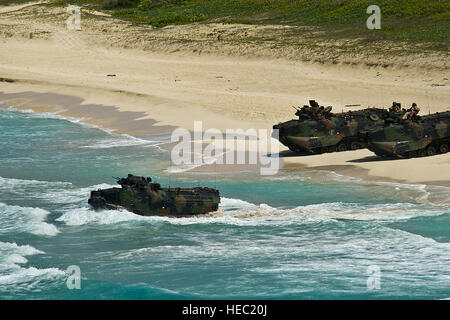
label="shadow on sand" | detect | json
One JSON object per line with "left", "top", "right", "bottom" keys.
{"left": 274, "top": 150, "right": 316, "bottom": 158}
{"left": 347, "top": 155, "right": 399, "bottom": 163}
{"left": 272, "top": 150, "right": 402, "bottom": 163}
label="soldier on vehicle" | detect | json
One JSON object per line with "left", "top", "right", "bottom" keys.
{"left": 324, "top": 106, "right": 333, "bottom": 118}
{"left": 388, "top": 102, "right": 400, "bottom": 112}
{"left": 386, "top": 102, "right": 404, "bottom": 123}
{"left": 311, "top": 100, "right": 328, "bottom": 119}
{"left": 402, "top": 102, "right": 421, "bottom": 121}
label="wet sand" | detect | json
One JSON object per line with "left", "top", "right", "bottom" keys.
{"left": 0, "top": 3, "right": 449, "bottom": 186}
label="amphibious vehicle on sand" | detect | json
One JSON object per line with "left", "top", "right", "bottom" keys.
{"left": 366, "top": 110, "right": 450, "bottom": 158}
{"left": 273, "top": 100, "right": 391, "bottom": 154}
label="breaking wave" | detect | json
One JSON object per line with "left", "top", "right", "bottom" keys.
{"left": 56, "top": 207, "right": 147, "bottom": 226}
{"left": 0, "top": 176, "right": 72, "bottom": 191}
{"left": 0, "top": 175, "right": 115, "bottom": 205}
{"left": 0, "top": 203, "right": 59, "bottom": 236}
{"left": 0, "top": 242, "right": 65, "bottom": 295}
{"left": 55, "top": 196, "right": 447, "bottom": 228}
{"left": 39, "top": 183, "right": 116, "bottom": 205}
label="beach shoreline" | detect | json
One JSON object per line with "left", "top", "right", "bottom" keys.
{"left": 0, "top": 3, "right": 449, "bottom": 187}
{"left": 1, "top": 87, "right": 449, "bottom": 189}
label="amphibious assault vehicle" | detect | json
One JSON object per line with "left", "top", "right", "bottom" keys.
{"left": 88, "top": 174, "right": 220, "bottom": 216}
{"left": 273, "top": 100, "right": 392, "bottom": 154}
{"left": 366, "top": 110, "right": 450, "bottom": 158}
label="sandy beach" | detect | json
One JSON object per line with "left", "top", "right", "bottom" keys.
{"left": 3, "top": 2, "right": 450, "bottom": 303}
{"left": 1, "top": 3, "right": 449, "bottom": 185}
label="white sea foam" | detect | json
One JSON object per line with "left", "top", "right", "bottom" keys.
{"left": 0, "top": 104, "right": 102, "bottom": 128}
{"left": 0, "top": 266, "right": 65, "bottom": 289}
{"left": 166, "top": 151, "right": 230, "bottom": 173}
{"left": 208, "top": 199, "right": 446, "bottom": 226}
{"left": 109, "top": 223, "right": 450, "bottom": 280}
{"left": 166, "top": 163, "right": 204, "bottom": 173}
{"left": 55, "top": 204, "right": 261, "bottom": 227}
{"left": 0, "top": 176, "right": 115, "bottom": 205}
{"left": 286, "top": 202, "right": 444, "bottom": 222}
{"left": 2, "top": 176, "right": 442, "bottom": 229}
{"left": 56, "top": 207, "right": 147, "bottom": 226}
{"left": 0, "top": 202, "right": 65, "bottom": 291}
{"left": 0, "top": 176, "right": 72, "bottom": 190}
{"left": 0, "top": 203, "right": 59, "bottom": 236}
{"left": 40, "top": 183, "right": 116, "bottom": 204}
{"left": 165, "top": 151, "right": 211, "bottom": 173}
{"left": 219, "top": 197, "right": 257, "bottom": 211}
{"left": 1, "top": 105, "right": 167, "bottom": 151}
{"left": 4, "top": 104, "right": 94, "bottom": 123}
{"left": 425, "top": 185, "right": 450, "bottom": 205}
{"left": 80, "top": 134, "right": 158, "bottom": 149}
{"left": 0, "top": 242, "right": 65, "bottom": 292}
{"left": 266, "top": 170, "right": 449, "bottom": 205}
{"left": 55, "top": 196, "right": 447, "bottom": 228}
{"left": 0, "top": 242, "right": 44, "bottom": 263}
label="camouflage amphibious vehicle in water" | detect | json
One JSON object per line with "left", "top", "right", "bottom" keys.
{"left": 367, "top": 109, "right": 450, "bottom": 158}
{"left": 88, "top": 174, "right": 220, "bottom": 216}
{"left": 273, "top": 100, "right": 391, "bottom": 154}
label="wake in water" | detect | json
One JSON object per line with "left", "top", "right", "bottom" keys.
{"left": 0, "top": 174, "right": 447, "bottom": 229}
{"left": 54, "top": 195, "right": 449, "bottom": 228}
{"left": 0, "top": 105, "right": 449, "bottom": 299}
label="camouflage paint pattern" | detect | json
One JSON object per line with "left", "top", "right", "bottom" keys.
{"left": 367, "top": 111, "right": 450, "bottom": 158}
{"left": 88, "top": 174, "right": 220, "bottom": 216}
{"left": 273, "top": 107, "right": 389, "bottom": 154}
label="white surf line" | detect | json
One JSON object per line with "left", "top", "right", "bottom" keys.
{"left": 0, "top": 1, "right": 49, "bottom": 14}
{"left": 1, "top": 104, "right": 167, "bottom": 153}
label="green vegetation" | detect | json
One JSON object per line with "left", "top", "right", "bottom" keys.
{"left": 1, "top": 0, "right": 41, "bottom": 5}
{"left": 44, "top": 0, "right": 450, "bottom": 44}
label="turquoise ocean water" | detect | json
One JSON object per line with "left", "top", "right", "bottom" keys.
{"left": 0, "top": 104, "right": 449, "bottom": 299}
